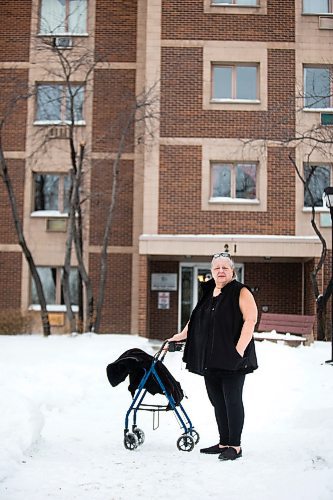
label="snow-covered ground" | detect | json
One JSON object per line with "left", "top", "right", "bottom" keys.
{"left": 0, "top": 333, "right": 332, "bottom": 500}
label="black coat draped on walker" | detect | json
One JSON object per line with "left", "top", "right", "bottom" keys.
{"left": 106, "top": 348, "right": 184, "bottom": 405}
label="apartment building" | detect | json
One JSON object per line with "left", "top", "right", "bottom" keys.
{"left": 0, "top": 1, "right": 332, "bottom": 338}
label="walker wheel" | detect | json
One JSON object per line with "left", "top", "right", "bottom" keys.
{"left": 124, "top": 432, "right": 139, "bottom": 450}
{"left": 177, "top": 434, "right": 195, "bottom": 452}
{"left": 190, "top": 430, "right": 200, "bottom": 445}
{"left": 134, "top": 428, "right": 145, "bottom": 446}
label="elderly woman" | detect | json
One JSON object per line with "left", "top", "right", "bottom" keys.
{"left": 168, "top": 253, "right": 258, "bottom": 461}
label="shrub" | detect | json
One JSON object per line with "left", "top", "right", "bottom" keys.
{"left": 0, "top": 309, "right": 33, "bottom": 335}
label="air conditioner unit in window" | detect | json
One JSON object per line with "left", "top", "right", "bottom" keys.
{"left": 53, "top": 36, "right": 73, "bottom": 49}
{"left": 320, "top": 112, "right": 333, "bottom": 126}
{"left": 318, "top": 16, "right": 333, "bottom": 30}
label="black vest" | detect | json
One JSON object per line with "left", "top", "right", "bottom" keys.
{"left": 183, "top": 279, "right": 258, "bottom": 376}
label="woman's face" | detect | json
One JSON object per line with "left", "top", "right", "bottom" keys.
{"left": 211, "top": 257, "right": 234, "bottom": 288}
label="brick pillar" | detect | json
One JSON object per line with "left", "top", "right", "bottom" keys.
{"left": 138, "top": 255, "right": 149, "bottom": 337}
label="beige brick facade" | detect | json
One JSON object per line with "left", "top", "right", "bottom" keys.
{"left": 0, "top": 1, "right": 332, "bottom": 338}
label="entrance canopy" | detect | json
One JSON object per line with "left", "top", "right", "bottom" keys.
{"left": 139, "top": 234, "right": 322, "bottom": 260}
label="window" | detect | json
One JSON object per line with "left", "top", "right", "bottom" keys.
{"left": 211, "top": 162, "right": 257, "bottom": 200}
{"left": 304, "top": 67, "right": 332, "bottom": 109}
{"left": 213, "top": 0, "right": 257, "bottom": 4}
{"left": 303, "top": 0, "right": 332, "bottom": 14}
{"left": 39, "top": 0, "right": 87, "bottom": 35}
{"left": 36, "top": 84, "right": 85, "bottom": 124}
{"left": 31, "top": 267, "right": 79, "bottom": 306}
{"left": 212, "top": 64, "right": 258, "bottom": 101}
{"left": 304, "top": 164, "right": 331, "bottom": 207}
{"left": 33, "top": 173, "right": 71, "bottom": 213}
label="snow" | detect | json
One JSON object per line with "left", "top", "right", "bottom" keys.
{"left": 0, "top": 333, "right": 332, "bottom": 500}
{"left": 254, "top": 330, "right": 306, "bottom": 342}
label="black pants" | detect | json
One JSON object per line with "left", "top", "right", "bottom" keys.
{"left": 204, "top": 370, "right": 246, "bottom": 447}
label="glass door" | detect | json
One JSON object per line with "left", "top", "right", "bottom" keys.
{"left": 179, "top": 264, "right": 211, "bottom": 330}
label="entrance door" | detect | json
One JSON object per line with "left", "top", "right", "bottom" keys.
{"left": 179, "top": 262, "right": 244, "bottom": 331}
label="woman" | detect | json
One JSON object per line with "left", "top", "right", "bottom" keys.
{"left": 168, "top": 253, "right": 258, "bottom": 461}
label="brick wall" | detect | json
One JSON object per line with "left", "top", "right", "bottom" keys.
{"left": 95, "top": 0, "right": 137, "bottom": 62}
{"left": 245, "top": 262, "right": 303, "bottom": 321}
{"left": 304, "top": 259, "right": 316, "bottom": 316}
{"left": 0, "top": 1, "right": 31, "bottom": 62}
{"left": 92, "top": 69, "right": 136, "bottom": 153}
{"left": 149, "top": 261, "right": 179, "bottom": 340}
{"left": 158, "top": 145, "right": 295, "bottom": 235}
{"left": 0, "top": 70, "right": 28, "bottom": 151}
{"left": 160, "top": 48, "right": 295, "bottom": 141}
{"left": 162, "top": 0, "right": 295, "bottom": 42}
{"left": 89, "top": 159, "right": 133, "bottom": 246}
{"left": 0, "top": 252, "right": 22, "bottom": 309}
{"left": 0, "top": 160, "right": 25, "bottom": 244}
{"left": 322, "top": 253, "right": 333, "bottom": 341}
{"left": 89, "top": 253, "right": 132, "bottom": 333}
{"left": 145, "top": 261, "right": 306, "bottom": 338}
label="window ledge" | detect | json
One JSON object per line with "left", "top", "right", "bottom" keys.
{"left": 209, "top": 197, "right": 260, "bottom": 204}
{"left": 303, "top": 108, "right": 333, "bottom": 113}
{"left": 33, "top": 120, "right": 86, "bottom": 126}
{"left": 302, "top": 12, "right": 333, "bottom": 16}
{"left": 303, "top": 207, "right": 328, "bottom": 213}
{"left": 29, "top": 305, "right": 79, "bottom": 312}
{"left": 37, "top": 33, "right": 89, "bottom": 37}
{"left": 211, "top": 3, "right": 260, "bottom": 7}
{"left": 31, "top": 211, "right": 69, "bottom": 218}
{"left": 211, "top": 98, "right": 260, "bottom": 104}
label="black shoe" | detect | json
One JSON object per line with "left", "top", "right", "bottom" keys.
{"left": 200, "top": 444, "right": 224, "bottom": 455}
{"left": 218, "top": 447, "right": 242, "bottom": 461}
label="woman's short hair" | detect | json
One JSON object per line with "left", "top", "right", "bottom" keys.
{"left": 211, "top": 253, "right": 237, "bottom": 279}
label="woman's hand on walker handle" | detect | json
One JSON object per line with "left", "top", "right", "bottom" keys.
{"left": 163, "top": 330, "right": 187, "bottom": 351}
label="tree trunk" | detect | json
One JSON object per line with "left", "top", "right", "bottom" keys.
{"left": 0, "top": 146, "right": 51, "bottom": 336}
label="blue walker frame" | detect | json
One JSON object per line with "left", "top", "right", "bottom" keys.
{"left": 123, "top": 340, "right": 200, "bottom": 451}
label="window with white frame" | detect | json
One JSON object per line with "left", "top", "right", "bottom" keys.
{"left": 304, "top": 67, "right": 332, "bottom": 109}
{"left": 212, "top": 0, "right": 258, "bottom": 4}
{"left": 303, "top": 0, "right": 332, "bottom": 14}
{"left": 211, "top": 162, "right": 257, "bottom": 201}
{"left": 304, "top": 164, "right": 331, "bottom": 207}
{"left": 39, "top": 0, "right": 88, "bottom": 35}
{"left": 31, "top": 267, "right": 79, "bottom": 306}
{"left": 33, "top": 173, "right": 71, "bottom": 214}
{"left": 36, "top": 84, "right": 85, "bottom": 124}
{"left": 212, "top": 64, "right": 259, "bottom": 101}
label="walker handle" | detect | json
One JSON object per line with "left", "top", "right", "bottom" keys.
{"left": 156, "top": 340, "right": 185, "bottom": 362}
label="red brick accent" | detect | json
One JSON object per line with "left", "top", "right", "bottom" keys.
{"left": 92, "top": 69, "right": 136, "bottom": 153}
{"left": 89, "top": 159, "right": 133, "bottom": 246}
{"left": 0, "top": 160, "right": 25, "bottom": 244}
{"left": 160, "top": 48, "right": 295, "bottom": 140}
{"left": 89, "top": 253, "right": 132, "bottom": 333}
{"left": 0, "top": 70, "right": 29, "bottom": 151}
{"left": 138, "top": 255, "right": 149, "bottom": 337}
{"left": 0, "top": 1, "right": 31, "bottom": 62}
{"left": 0, "top": 252, "right": 22, "bottom": 309}
{"left": 162, "top": 0, "right": 295, "bottom": 42}
{"left": 158, "top": 145, "right": 295, "bottom": 235}
{"left": 95, "top": 0, "right": 137, "bottom": 62}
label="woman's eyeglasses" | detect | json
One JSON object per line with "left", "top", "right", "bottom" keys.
{"left": 212, "top": 252, "right": 231, "bottom": 259}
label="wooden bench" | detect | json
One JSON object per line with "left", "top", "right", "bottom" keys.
{"left": 255, "top": 313, "right": 315, "bottom": 346}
